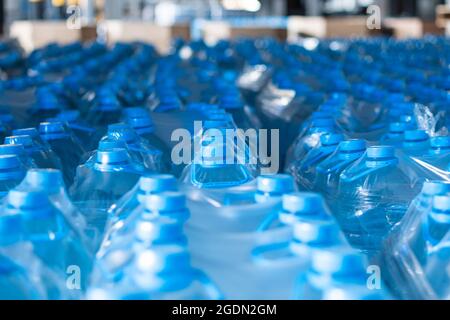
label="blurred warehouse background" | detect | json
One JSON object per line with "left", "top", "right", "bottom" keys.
{"left": 0, "top": 0, "right": 449, "bottom": 53}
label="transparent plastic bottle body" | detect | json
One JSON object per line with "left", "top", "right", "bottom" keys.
{"left": 185, "top": 176, "right": 299, "bottom": 299}
{"left": 70, "top": 148, "right": 144, "bottom": 239}
{"left": 213, "top": 192, "right": 345, "bottom": 299}
{"left": 315, "top": 140, "right": 366, "bottom": 206}
{"left": 122, "top": 110, "right": 172, "bottom": 171}
{"left": 293, "top": 133, "right": 344, "bottom": 190}
{"left": 382, "top": 181, "right": 450, "bottom": 299}
{"left": 4, "top": 134, "right": 62, "bottom": 170}
{"left": 88, "top": 193, "right": 221, "bottom": 300}
{"left": 51, "top": 110, "right": 97, "bottom": 151}
{"left": 99, "top": 174, "right": 178, "bottom": 256}
{"left": 335, "top": 146, "right": 419, "bottom": 253}
{"left": 2, "top": 190, "right": 93, "bottom": 295}
{"left": 39, "top": 122, "right": 85, "bottom": 186}
{"left": 16, "top": 169, "right": 95, "bottom": 251}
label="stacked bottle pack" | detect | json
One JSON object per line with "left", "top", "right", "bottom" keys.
{"left": 0, "top": 36, "right": 448, "bottom": 300}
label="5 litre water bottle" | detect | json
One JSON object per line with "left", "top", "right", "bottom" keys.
{"left": 88, "top": 193, "right": 221, "bottom": 300}
{"left": 17, "top": 169, "right": 95, "bottom": 250}
{"left": 0, "top": 214, "right": 68, "bottom": 299}
{"left": 297, "top": 247, "right": 388, "bottom": 300}
{"left": 70, "top": 148, "right": 144, "bottom": 238}
{"left": 383, "top": 187, "right": 450, "bottom": 299}
{"left": 335, "top": 146, "right": 419, "bottom": 253}
{"left": 4, "top": 134, "right": 62, "bottom": 170}
{"left": 99, "top": 175, "right": 179, "bottom": 256}
{"left": 2, "top": 189, "right": 93, "bottom": 293}
{"left": 0, "top": 144, "right": 36, "bottom": 169}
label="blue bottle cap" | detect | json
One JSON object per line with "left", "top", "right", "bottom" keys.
{"left": 96, "top": 149, "right": 129, "bottom": 165}
{"left": 404, "top": 130, "right": 429, "bottom": 142}
{"left": 432, "top": 195, "right": 450, "bottom": 212}
{"left": 0, "top": 155, "right": 21, "bottom": 170}
{"left": 142, "top": 192, "right": 186, "bottom": 212}
{"left": 339, "top": 140, "right": 366, "bottom": 153}
{"left": 12, "top": 128, "right": 39, "bottom": 138}
{"left": 293, "top": 220, "right": 342, "bottom": 246}
{"left": 282, "top": 192, "right": 328, "bottom": 215}
{"left": 320, "top": 133, "right": 344, "bottom": 147}
{"left": 0, "top": 144, "right": 27, "bottom": 156}
{"left": 139, "top": 175, "right": 178, "bottom": 193}
{"left": 366, "top": 146, "right": 395, "bottom": 159}
{"left": 257, "top": 175, "right": 295, "bottom": 194}
{"left": 311, "top": 246, "right": 367, "bottom": 277}
{"left": 430, "top": 136, "right": 450, "bottom": 149}
{"left": 24, "top": 169, "right": 64, "bottom": 190}
{"left": 389, "top": 122, "right": 407, "bottom": 134}
{"left": 98, "top": 140, "right": 127, "bottom": 151}
{"left": 4, "top": 135, "right": 33, "bottom": 147}
{"left": 39, "top": 122, "right": 66, "bottom": 134}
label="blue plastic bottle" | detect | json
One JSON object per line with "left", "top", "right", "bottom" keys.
{"left": 88, "top": 193, "right": 221, "bottom": 300}
{"left": 39, "top": 122, "right": 85, "bottom": 185}
{"left": 336, "top": 146, "right": 419, "bottom": 253}
{"left": 51, "top": 110, "right": 97, "bottom": 151}
{"left": 70, "top": 148, "right": 144, "bottom": 238}
{"left": 0, "top": 214, "right": 64, "bottom": 300}
{"left": 124, "top": 115, "right": 172, "bottom": 170}
{"left": 17, "top": 169, "right": 94, "bottom": 250}
{"left": 209, "top": 193, "right": 343, "bottom": 299}
{"left": 12, "top": 128, "right": 52, "bottom": 153}
{"left": 0, "top": 144, "right": 36, "bottom": 169}
{"left": 3, "top": 189, "right": 93, "bottom": 293}
{"left": 297, "top": 247, "right": 388, "bottom": 300}
{"left": 294, "top": 133, "right": 344, "bottom": 190}
{"left": 99, "top": 174, "right": 178, "bottom": 255}
{"left": 4, "top": 134, "right": 62, "bottom": 170}
{"left": 383, "top": 184, "right": 450, "bottom": 300}
{"left": 0, "top": 155, "right": 26, "bottom": 199}
{"left": 315, "top": 139, "right": 367, "bottom": 205}
{"left": 104, "top": 123, "right": 166, "bottom": 173}
{"left": 101, "top": 192, "right": 190, "bottom": 252}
